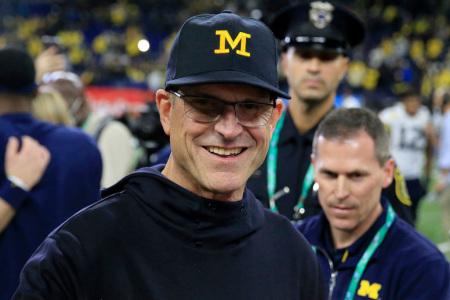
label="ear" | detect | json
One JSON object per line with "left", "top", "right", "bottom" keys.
{"left": 268, "top": 98, "right": 284, "bottom": 134}
{"left": 311, "top": 153, "right": 318, "bottom": 177}
{"left": 382, "top": 158, "right": 395, "bottom": 188}
{"left": 310, "top": 153, "right": 316, "bottom": 168}
{"left": 281, "top": 52, "right": 288, "bottom": 75}
{"left": 156, "top": 89, "right": 172, "bottom": 136}
{"left": 339, "top": 56, "right": 350, "bottom": 81}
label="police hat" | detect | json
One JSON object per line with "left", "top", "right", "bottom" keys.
{"left": 165, "top": 10, "right": 290, "bottom": 99}
{"left": 270, "top": 1, "right": 365, "bottom": 54}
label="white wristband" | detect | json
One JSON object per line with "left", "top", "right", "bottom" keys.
{"left": 7, "top": 175, "right": 30, "bottom": 192}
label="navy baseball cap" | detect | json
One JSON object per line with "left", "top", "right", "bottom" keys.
{"left": 165, "top": 10, "right": 290, "bottom": 99}
{"left": 270, "top": 1, "right": 365, "bottom": 54}
{"left": 0, "top": 46, "right": 36, "bottom": 94}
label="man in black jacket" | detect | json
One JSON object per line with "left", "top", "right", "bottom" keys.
{"left": 15, "top": 11, "right": 326, "bottom": 299}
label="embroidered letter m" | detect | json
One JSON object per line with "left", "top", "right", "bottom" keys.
{"left": 215, "top": 30, "right": 251, "bottom": 57}
{"left": 357, "top": 280, "right": 382, "bottom": 299}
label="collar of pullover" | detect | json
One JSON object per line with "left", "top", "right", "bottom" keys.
{"left": 101, "top": 166, "right": 266, "bottom": 249}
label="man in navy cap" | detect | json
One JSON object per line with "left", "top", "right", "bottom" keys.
{"left": 246, "top": 1, "right": 414, "bottom": 225}
{"left": 0, "top": 46, "right": 102, "bottom": 299}
{"left": 15, "top": 11, "right": 326, "bottom": 299}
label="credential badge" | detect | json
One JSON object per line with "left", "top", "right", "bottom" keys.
{"left": 309, "top": 1, "right": 334, "bottom": 29}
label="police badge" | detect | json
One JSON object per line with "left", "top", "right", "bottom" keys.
{"left": 309, "top": 1, "right": 334, "bottom": 29}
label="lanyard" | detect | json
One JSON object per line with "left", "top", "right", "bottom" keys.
{"left": 293, "top": 163, "right": 314, "bottom": 220}
{"left": 267, "top": 110, "right": 286, "bottom": 207}
{"left": 267, "top": 110, "right": 315, "bottom": 220}
{"left": 311, "top": 204, "right": 396, "bottom": 300}
{"left": 344, "top": 204, "right": 396, "bottom": 300}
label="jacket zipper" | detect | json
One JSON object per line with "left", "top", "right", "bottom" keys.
{"left": 315, "top": 246, "right": 338, "bottom": 300}
{"left": 328, "top": 270, "right": 338, "bottom": 300}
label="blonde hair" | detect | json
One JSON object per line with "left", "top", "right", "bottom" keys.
{"left": 32, "top": 86, "right": 74, "bottom": 126}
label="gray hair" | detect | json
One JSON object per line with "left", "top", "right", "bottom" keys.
{"left": 312, "top": 108, "right": 391, "bottom": 166}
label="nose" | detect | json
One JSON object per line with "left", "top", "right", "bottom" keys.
{"left": 307, "top": 57, "right": 321, "bottom": 73}
{"left": 214, "top": 104, "right": 243, "bottom": 140}
{"left": 334, "top": 176, "right": 349, "bottom": 200}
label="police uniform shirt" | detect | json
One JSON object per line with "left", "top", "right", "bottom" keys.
{"left": 247, "top": 109, "right": 322, "bottom": 220}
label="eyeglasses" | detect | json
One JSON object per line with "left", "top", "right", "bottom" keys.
{"left": 169, "top": 90, "right": 276, "bottom": 127}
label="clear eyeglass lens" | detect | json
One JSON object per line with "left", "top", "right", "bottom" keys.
{"left": 236, "top": 103, "right": 273, "bottom": 126}
{"left": 183, "top": 98, "right": 222, "bottom": 122}
{"left": 183, "top": 97, "right": 273, "bottom": 127}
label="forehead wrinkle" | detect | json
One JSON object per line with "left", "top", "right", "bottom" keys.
{"left": 181, "top": 84, "right": 271, "bottom": 103}
{"left": 316, "top": 137, "right": 377, "bottom": 168}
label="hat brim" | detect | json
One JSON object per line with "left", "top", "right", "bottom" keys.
{"left": 165, "top": 70, "right": 290, "bottom": 100}
{"left": 283, "top": 41, "right": 348, "bottom": 54}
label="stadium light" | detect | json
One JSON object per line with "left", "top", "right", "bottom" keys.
{"left": 138, "top": 39, "right": 150, "bottom": 52}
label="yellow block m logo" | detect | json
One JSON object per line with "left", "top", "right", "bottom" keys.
{"left": 357, "top": 280, "right": 382, "bottom": 299}
{"left": 215, "top": 30, "right": 251, "bottom": 57}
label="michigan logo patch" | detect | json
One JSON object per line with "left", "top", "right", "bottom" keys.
{"left": 215, "top": 30, "right": 251, "bottom": 57}
{"left": 357, "top": 280, "right": 382, "bottom": 299}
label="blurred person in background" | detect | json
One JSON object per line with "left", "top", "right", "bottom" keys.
{"left": 431, "top": 87, "right": 449, "bottom": 134}
{"left": 0, "top": 46, "right": 102, "bottom": 300}
{"left": 1, "top": 136, "right": 50, "bottom": 233}
{"left": 125, "top": 101, "right": 170, "bottom": 169}
{"left": 297, "top": 108, "right": 450, "bottom": 299}
{"left": 39, "top": 70, "right": 137, "bottom": 188}
{"left": 32, "top": 85, "right": 74, "bottom": 126}
{"left": 14, "top": 11, "right": 326, "bottom": 299}
{"left": 437, "top": 92, "right": 450, "bottom": 239}
{"left": 379, "top": 88, "right": 434, "bottom": 224}
{"left": 34, "top": 46, "right": 67, "bottom": 86}
{"left": 246, "top": 0, "right": 414, "bottom": 225}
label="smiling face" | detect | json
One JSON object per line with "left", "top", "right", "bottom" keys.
{"left": 311, "top": 130, "right": 394, "bottom": 247}
{"left": 156, "top": 83, "right": 283, "bottom": 202}
{"left": 281, "top": 48, "right": 348, "bottom": 105}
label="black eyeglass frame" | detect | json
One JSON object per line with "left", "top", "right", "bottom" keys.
{"left": 168, "top": 90, "right": 276, "bottom": 127}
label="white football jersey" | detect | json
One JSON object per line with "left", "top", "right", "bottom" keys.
{"left": 379, "top": 102, "right": 431, "bottom": 179}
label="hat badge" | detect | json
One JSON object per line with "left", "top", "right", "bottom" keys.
{"left": 309, "top": 1, "right": 334, "bottom": 29}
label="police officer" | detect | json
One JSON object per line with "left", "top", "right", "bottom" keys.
{"left": 247, "top": 0, "right": 414, "bottom": 225}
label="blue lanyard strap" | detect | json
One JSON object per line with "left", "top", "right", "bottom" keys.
{"left": 345, "top": 204, "right": 396, "bottom": 300}
{"left": 267, "top": 110, "right": 286, "bottom": 211}
{"left": 267, "top": 110, "right": 315, "bottom": 220}
{"left": 293, "top": 163, "right": 314, "bottom": 220}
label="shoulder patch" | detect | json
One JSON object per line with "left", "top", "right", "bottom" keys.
{"left": 394, "top": 167, "right": 412, "bottom": 206}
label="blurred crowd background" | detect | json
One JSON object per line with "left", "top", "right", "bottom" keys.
{"left": 1, "top": 0, "right": 449, "bottom": 111}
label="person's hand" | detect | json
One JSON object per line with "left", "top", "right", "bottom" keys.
{"left": 5, "top": 136, "right": 51, "bottom": 190}
{"left": 35, "top": 46, "right": 66, "bottom": 84}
